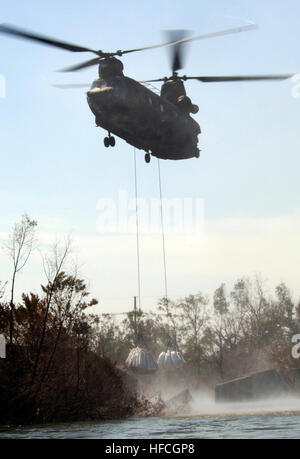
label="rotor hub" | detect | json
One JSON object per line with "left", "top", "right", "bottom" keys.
{"left": 98, "top": 56, "right": 124, "bottom": 79}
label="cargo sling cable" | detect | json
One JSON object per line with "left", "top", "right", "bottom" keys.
{"left": 134, "top": 148, "right": 141, "bottom": 312}
{"left": 133, "top": 152, "right": 168, "bottom": 317}
{"left": 157, "top": 158, "right": 168, "bottom": 303}
{"left": 158, "top": 159, "right": 178, "bottom": 352}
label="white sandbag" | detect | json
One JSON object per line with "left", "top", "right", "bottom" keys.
{"left": 157, "top": 350, "right": 174, "bottom": 371}
{"left": 126, "top": 347, "right": 158, "bottom": 374}
{"left": 157, "top": 349, "right": 185, "bottom": 371}
{"left": 157, "top": 352, "right": 165, "bottom": 368}
{"left": 164, "top": 350, "right": 173, "bottom": 369}
{"left": 171, "top": 351, "right": 185, "bottom": 369}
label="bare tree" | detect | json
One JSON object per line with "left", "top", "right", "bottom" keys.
{"left": 32, "top": 236, "right": 72, "bottom": 383}
{"left": 5, "top": 214, "right": 37, "bottom": 344}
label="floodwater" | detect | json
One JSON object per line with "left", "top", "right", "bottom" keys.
{"left": 1, "top": 396, "right": 300, "bottom": 439}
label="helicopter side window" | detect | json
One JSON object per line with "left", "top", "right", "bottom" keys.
{"left": 160, "top": 104, "right": 164, "bottom": 113}
{"left": 148, "top": 96, "right": 153, "bottom": 105}
{"left": 112, "top": 76, "right": 125, "bottom": 97}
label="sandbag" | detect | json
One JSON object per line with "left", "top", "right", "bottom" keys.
{"left": 157, "top": 349, "right": 185, "bottom": 371}
{"left": 126, "top": 347, "right": 158, "bottom": 374}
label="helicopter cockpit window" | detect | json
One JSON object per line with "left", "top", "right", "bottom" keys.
{"left": 90, "top": 80, "right": 106, "bottom": 90}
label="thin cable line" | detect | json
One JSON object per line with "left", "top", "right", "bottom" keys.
{"left": 157, "top": 158, "right": 168, "bottom": 301}
{"left": 134, "top": 148, "right": 141, "bottom": 311}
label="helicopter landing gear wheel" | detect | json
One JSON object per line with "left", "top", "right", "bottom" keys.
{"left": 145, "top": 152, "right": 151, "bottom": 164}
{"left": 104, "top": 133, "right": 115, "bottom": 148}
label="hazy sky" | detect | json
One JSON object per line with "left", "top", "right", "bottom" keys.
{"left": 0, "top": 0, "right": 300, "bottom": 314}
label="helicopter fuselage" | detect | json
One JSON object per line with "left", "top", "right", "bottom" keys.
{"left": 87, "top": 72, "right": 201, "bottom": 160}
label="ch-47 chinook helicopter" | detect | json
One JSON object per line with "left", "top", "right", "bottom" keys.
{"left": 0, "top": 24, "right": 295, "bottom": 163}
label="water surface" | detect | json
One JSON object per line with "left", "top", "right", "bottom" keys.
{"left": 1, "top": 397, "right": 300, "bottom": 439}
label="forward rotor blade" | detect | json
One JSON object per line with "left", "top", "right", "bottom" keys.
{"left": 59, "top": 57, "right": 101, "bottom": 72}
{"left": 0, "top": 23, "right": 98, "bottom": 54}
{"left": 187, "top": 74, "right": 294, "bottom": 82}
{"left": 177, "top": 23, "right": 259, "bottom": 46}
{"left": 122, "top": 24, "right": 258, "bottom": 55}
{"left": 53, "top": 84, "right": 91, "bottom": 89}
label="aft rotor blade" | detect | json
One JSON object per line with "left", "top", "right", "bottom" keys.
{"left": 140, "top": 78, "right": 166, "bottom": 83}
{"left": 188, "top": 74, "right": 294, "bottom": 82}
{"left": 122, "top": 24, "right": 258, "bottom": 55}
{"left": 165, "top": 30, "right": 191, "bottom": 72}
{"left": 53, "top": 83, "right": 91, "bottom": 89}
{"left": 59, "top": 57, "right": 101, "bottom": 72}
{"left": 0, "top": 23, "right": 98, "bottom": 54}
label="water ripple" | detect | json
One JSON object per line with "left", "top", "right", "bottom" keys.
{"left": 1, "top": 410, "right": 300, "bottom": 439}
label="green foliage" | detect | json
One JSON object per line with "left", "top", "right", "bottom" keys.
{"left": 0, "top": 272, "right": 140, "bottom": 425}
{"left": 214, "top": 283, "right": 229, "bottom": 315}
